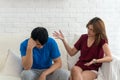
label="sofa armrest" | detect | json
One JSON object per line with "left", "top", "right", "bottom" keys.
{"left": 97, "top": 55, "right": 120, "bottom": 80}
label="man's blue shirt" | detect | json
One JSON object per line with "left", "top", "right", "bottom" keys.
{"left": 20, "top": 37, "right": 60, "bottom": 69}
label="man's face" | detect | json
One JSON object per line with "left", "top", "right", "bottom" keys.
{"left": 35, "top": 40, "right": 43, "bottom": 48}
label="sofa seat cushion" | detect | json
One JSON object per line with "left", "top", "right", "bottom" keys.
{"left": 0, "top": 75, "right": 21, "bottom": 80}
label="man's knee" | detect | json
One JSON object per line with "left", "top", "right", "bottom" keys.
{"left": 21, "top": 70, "right": 35, "bottom": 80}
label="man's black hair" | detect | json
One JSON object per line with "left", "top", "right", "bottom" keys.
{"left": 31, "top": 27, "right": 48, "bottom": 45}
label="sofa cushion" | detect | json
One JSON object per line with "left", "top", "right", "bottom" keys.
{"left": 0, "top": 52, "right": 8, "bottom": 71}
{"left": 97, "top": 68, "right": 104, "bottom": 80}
{"left": 0, "top": 75, "right": 21, "bottom": 80}
{"left": 0, "top": 33, "right": 29, "bottom": 55}
{"left": 55, "top": 38, "right": 68, "bottom": 70}
{"left": 99, "top": 55, "right": 120, "bottom": 80}
{"left": 0, "top": 49, "right": 22, "bottom": 77}
{"left": 67, "top": 34, "right": 80, "bottom": 70}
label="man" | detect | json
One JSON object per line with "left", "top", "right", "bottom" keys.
{"left": 20, "top": 27, "right": 69, "bottom": 80}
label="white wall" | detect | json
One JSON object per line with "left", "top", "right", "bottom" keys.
{"left": 0, "top": 0, "right": 120, "bottom": 55}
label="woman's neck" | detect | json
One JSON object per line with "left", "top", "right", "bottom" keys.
{"left": 88, "top": 36, "right": 95, "bottom": 41}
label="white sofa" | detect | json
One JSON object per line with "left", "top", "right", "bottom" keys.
{"left": 0, "top": 33, "right": 120, "bottom": 80}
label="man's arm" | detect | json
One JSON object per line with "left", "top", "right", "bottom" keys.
{"left": 22, "top": 38, "right": 36, "bottom": 70}
{"left": 39, "top": 57, "right": 62, "bottom": 80}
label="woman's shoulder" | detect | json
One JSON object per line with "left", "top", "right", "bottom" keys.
{"left": 80, "top": 34, "right": 88, "bottom": 39}
{"left": 76, "top": 34, "right": 87, "bottom": 42}
{"left": 99, "top": 38, "right": 108, "bottom": 46}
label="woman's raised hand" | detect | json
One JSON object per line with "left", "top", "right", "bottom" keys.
{"left": 53, "top": 30, "right": 64, "bottom": 40}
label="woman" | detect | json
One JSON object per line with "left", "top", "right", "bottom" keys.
{"left": 53, "top": 17, "right": 112, "bottom": 80}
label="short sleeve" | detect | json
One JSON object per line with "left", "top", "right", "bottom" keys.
{"left": 50, "top": 39, "right": 60, "bottom": 59}
{"left": 74, "top": 35, "right": 84, "bottom": 50}
{"left": 20, "top": 39, "right": 28, "bottom": 57}
{"left": 100, "top": 39, "right": 108, "bottom": 47}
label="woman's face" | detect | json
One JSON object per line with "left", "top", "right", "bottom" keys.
{"left": 87, "top": 25, "right": 96, "bottom": 37}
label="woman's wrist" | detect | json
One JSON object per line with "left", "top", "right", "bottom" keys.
{"left": 93, "top": 59, "right": 97, "bottom": 64}
{"left": 61, "top": 38, "right": 65, "bottom": 42}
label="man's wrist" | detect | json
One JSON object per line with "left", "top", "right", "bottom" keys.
{"left": 27, "top": 46, "right": 33, "bottom": 51}
{"left": 42, "top": 71, "right": 48, "bottom": 76}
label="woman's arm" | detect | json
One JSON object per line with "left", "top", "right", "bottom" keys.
{"left": 96, "top": 43, "right": 113, "bottom": 63}
{"left": 62, "top": 38, "right": 78, "bottom": 56}
{"left": 53, "top": 30, "right": 78, "bottom": 56}
{"left": 84, "top": 43, "right": 113, "bottom": 66}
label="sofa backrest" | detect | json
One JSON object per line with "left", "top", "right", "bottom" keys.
{"left": 0, "top": 33, "right": 30, "bottom": 55}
